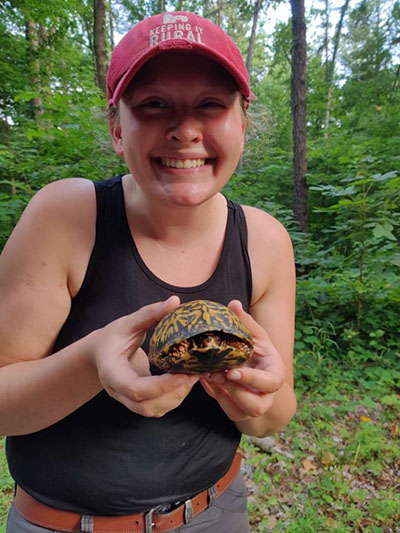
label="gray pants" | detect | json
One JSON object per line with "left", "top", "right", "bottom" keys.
{"left": 7, "top": 472, "right": 250, "bottom": 533}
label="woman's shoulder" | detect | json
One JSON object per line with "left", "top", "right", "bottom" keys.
{"left": 241, "top": 204, "right": 292, "bottom": 246}
{"left": 2, "top": 178, "right": 97, "bottom": 302}
{"left": 0, "top": 179, "right": 98, "bottom": 362}
{"left": 30, "top": 177, "right": 95, "bottom": 211}
{"left": 21, "top": 178, "right": 96, "bottom": 240}
{"left": 240, "top": 205, "right": 295, "bottom": 305}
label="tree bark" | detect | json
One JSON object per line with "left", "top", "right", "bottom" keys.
{"left": 109, "top": 1, "right": 115, "bottom": 51}
{"left": 323, "top": 0, "right": 330, "bottom": 74}
{"left": 290, "top": 0, "right": 308, "bottom": 232}
{"left": 216, "top": 0, "right": 223, "bottom": 25}
{"left": 93, "top": 0, "right": 108, "bottom": 95}
{"left": 25, "top": 19, "right": 44, "bottom": 121}
{"left": 323, "top": 0, "right": 350, "bottom": 138}
{"left": 246, "top": 0, "right": 263, "bottom": 75}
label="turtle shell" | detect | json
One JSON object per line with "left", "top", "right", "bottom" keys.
{"left": 149, "top": 299, "right": 253, "bottom": 373}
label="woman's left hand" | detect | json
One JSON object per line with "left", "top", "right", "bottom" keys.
{"left": 200, "top": 300, "right": 286, "bottom": 422}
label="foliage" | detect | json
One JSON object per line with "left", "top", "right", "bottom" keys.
{"left": 242, "top": 355, "right": 400, "bottom": 532}
{"left": 0, "top": 0, "right": 399, "bottom": 529}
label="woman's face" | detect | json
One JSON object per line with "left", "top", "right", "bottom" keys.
{"left": 110, "top": 52, "right": 246, "bottom": 208}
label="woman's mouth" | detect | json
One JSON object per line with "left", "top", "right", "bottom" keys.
{"left": 157, "top": 157, "right": 208, "bottom": 169}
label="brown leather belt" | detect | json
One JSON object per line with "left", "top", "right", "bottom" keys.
{"left": 14, "top": 453, "right": 242, "bottom": 532}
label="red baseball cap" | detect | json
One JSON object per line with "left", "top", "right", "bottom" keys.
{"left": 106, "top": 11, "right": 256, "bottom": 107}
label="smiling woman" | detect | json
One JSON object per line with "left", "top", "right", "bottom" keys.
{"left": 1, "top": 10, "right": 296, "bottom": 533}
{"left": 110, "top": 53, "right": 246, "bottom": 209}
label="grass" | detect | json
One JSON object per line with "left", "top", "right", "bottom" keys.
{"left": 243, "top": 349, "right": 400, "bottom": 532}
{"left": 0, "top": 351, "right": 399, "bottom": 532}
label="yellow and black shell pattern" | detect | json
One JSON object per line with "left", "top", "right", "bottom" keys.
{"left": 149, "top": 299, "right": 254, "bottom": 373}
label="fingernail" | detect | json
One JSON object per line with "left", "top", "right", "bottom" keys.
{"left": 228, "top": 370, "right": 242, "bottom": 381}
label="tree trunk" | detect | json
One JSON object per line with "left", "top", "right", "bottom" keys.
{"left": 216, "top": 0, "right": 223, "bottom": 25}
{"left": 159, "top": 0, "right": 165, "bottom": 12}
{"left": 290, "top": 0, "right": 308, "bottom": 232}
{"left": 323, "top": 0, "right": 330, "bottom": 74}
{"left": 323, "top": 0, "right": 350, "bottom": 139}
{"left": 323, "top": 85, "right": 333, "bottom": 138}
{"left": 25, "top": 19, "right": 44, "bottom": 121}
{"left": 109, "top": 1, "right": 115, "bottom": 51}
{"left": 93, "top": 0, "right": 108, "bottom": 95}
{"left": 392, "top": 64, "right": 400, "bottom": 95}
{"left": 246, "top": 0, "right": 262, "bottom": 76}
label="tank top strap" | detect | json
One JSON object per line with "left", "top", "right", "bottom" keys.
{"left": 93, "top": 175, "right": 128, "bottom": 248}
{"left": 226, "top": 199, "right": 252, "bottom": 291}
{"left": 226, "top": 199, "right": 248, "bottom": 245}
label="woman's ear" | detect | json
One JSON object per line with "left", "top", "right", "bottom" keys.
{"left": 239, "top": 99, "right": 248, "bottom": 154}
{"left": 109, "top": 115, "right": 124, "bottom": 156}
{"left": 240, "top": 120, "right": 246, "bottom": 155}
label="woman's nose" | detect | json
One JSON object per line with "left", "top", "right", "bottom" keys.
{"left": 166, "top": 115, "right": 202, "bottom": 143}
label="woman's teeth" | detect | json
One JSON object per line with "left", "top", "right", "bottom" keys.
{"left": 159, "top": 157, "right": 206, "bottom": 168}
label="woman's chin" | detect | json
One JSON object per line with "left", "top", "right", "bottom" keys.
{"left": 158, "top": 184, "right": 216, "bottom": 208}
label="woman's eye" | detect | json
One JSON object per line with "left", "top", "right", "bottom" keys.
{"left": 141, "top": 100, "right": 166, "bottom": 108}
{"left": 200, "top": 101, "right": 224, "bottom": 108}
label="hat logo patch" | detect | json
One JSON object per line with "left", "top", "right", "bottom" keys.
{"left": 149, "top": 22, "right": 204, "bottom": 47}
{"left": 163, "top": 14, "right": 188, "bottom": 23}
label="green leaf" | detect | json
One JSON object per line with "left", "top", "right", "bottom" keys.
{"left": 388, "top": 254, "right": 400, "bottom": 267}
{"left": 380, "top": 394, "right": 400, "bottom": 407}
{"left": 372, "top": 171, "right": 398, "bottom": 181}
{"left": 373, "top": 223, "right": 396, "bottom": 241}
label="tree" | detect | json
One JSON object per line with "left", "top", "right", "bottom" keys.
{"left": 246, "top": 0, "right": 263, "bottom": 75}
{"left": 323, "top": 0, "right": 350, "bottom": 139}
{"left": 93, "top": 0, "right": 109, "bottom": 95}
{"left": 290, "top": 0, "right": 308, "bottom": 232}
{"left": 25, "top": 18, "right": 44, "bottom": 121}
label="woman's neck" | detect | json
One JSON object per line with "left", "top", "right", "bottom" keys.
{"left": 122, "top": 174, "right": 227, "bottom": 249}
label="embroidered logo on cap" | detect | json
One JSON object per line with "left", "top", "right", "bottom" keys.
{"left": 149, "top": 17, "right": 205, "bottom": 47}
{"left": 163, "top": 14, "right": 188, "bottom": 23}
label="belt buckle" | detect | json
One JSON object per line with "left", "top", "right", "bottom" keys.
{"left": 184, "top": 499, "right": 194, "bottom": 524}
{"left": 144, "top": 499, "right": 193, "bottom": 532}
{"left": 144, "top": 508, "right": 155, "bottom": 533}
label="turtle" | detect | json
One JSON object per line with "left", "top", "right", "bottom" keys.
{"left": 149, "top": 299, "right": 254, "bottom": 373}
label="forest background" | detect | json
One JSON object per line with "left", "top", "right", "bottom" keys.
{"left": 0, "top": 0, "right": 399, "bottom": 531}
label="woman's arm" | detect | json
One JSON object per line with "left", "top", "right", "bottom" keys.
{"left": 0, "top": 180, "right": 197, "bottom": 436}
{"left": 0, "top": 179, "right": 99, "bottom": 435}
{"left": 201, "top": 206, "right": 296, "bottom": 437}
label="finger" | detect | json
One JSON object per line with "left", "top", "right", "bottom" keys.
{"left": 204, "top": 376, "right": 277, "bottom": 419}
{"left": 138, "top": 375, "right": 200, "bottom": 416}
{"left": 225, "top": 366, "right": 285, "bottom": 394}
{"left": 128, "top": 348, "right": 151, "bottom": 377}
{"left": 200, "top": 376, "right": 216, "bottom": 398}
{"left": 113, "top": 374, "right": 200, "bottom": 417}
{"left": 227, "top": 300, "right": 272, "bottom": 342}
{"left": 221, "top": 384, "right": 276, "bottom": 418}
{"left": 122, "top": 295, "right": 181, "bottom": 335}
{"left": 200, "top": 378, "right": 250, "bottom": 421}
{"left": 103, "top": 365, "right": 197, "bottom": 403}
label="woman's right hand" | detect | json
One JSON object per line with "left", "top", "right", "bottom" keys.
{"left": 91, "top": 296, "right": 200, "bottom": 417}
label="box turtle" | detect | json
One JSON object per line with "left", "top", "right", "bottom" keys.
{"left": 149, "top": 299, "right": 254, "bottom": 373}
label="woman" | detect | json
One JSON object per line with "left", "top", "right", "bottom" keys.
{"left": 0, "top": 11, "right": 296, "bottom": 533}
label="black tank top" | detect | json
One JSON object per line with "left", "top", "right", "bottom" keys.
{"left": 6, "top": 175, "right": 252, "bottom": 515}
